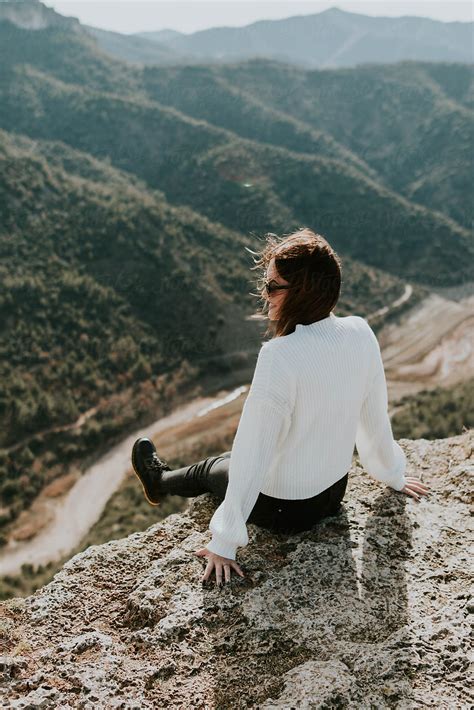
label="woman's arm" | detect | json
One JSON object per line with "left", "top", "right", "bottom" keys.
{"left": 355, "top": 326, "right": 407, "bottom": 491}
{"left": 206, "top": 342, "right": 295, "bottom": 560}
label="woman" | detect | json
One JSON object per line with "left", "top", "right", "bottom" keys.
{"left": 132, "top": 228, "right": 430, "bottom": 587}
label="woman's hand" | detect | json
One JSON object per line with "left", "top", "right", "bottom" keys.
{"left": 194, "top": 547, "right": 245, "bottom": 587}
{"left": 400, "top": 476, "right": 431, "bottom": 502}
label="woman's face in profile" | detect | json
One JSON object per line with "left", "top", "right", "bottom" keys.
{"left": 265, "top": 257, "right": 290, "bottom": 321}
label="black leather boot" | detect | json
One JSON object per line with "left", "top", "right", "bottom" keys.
{"left": 131, "top": 437, "right": 171, "bottom": 506}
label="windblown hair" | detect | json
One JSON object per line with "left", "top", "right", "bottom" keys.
{"left": 247, "top": 227, "right": 342, "bottom": 339}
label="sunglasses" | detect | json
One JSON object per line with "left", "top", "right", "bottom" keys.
{"left": 262, "top": 279, "right": 292, "bottom": 295}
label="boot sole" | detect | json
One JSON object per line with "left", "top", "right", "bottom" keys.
{"left": 131, "top": 441, "right": 161, "bottom": 507}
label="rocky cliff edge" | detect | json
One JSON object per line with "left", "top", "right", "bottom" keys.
{"left": 1, "top": 431, "right": 472, "bottom": 708}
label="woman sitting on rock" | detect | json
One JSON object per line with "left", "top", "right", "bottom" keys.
{"left": 131, "top": 227, "right": 430, "bottom": 587}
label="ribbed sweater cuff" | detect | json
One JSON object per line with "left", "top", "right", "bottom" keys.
{"left": 206, "top": 536, "right": 238, "bottom": 561}
{"left": 387, "top": 443, "right": 408, "bottom": 491}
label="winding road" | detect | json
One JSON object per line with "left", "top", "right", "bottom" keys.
{"left": 0, "top": 386, "right": 246, "bottom": 576}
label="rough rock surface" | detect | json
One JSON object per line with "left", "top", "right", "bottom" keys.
{"left": 1, "top": 431, "right": 472, "bottom": 709}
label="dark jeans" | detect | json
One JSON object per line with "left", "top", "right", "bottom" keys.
{"left": 158, "top": 451, "right": 349, "bottom": 535}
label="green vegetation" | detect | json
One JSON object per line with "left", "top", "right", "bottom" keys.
{"left": 1, "top": 62, "right": 471, "bottom": 286}
{"left": 392, "top": 378, "right": 474, "bottom": 440}
{"left": 217, "top": 60, "right": 474, "bottom": 230}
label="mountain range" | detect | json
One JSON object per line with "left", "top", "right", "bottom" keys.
{"left": 1, "top": 1, "right": 472, "bottom": 68}
{"left": 134, "top": 6, "right": 474, "bottom": 68}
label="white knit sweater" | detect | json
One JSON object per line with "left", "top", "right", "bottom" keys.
{"left": 206, "top": 312, "right": 407, "bottom": 560}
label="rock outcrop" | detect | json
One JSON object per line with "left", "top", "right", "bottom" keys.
{"left": 1, "top": 431, "right": 472, "bottom": 708}
{"left": 0, "top": 0, "right": 81, "bottom": 32}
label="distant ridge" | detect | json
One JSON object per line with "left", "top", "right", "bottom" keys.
{"left": 136, "top": 28, "right": 184, "bottom": 43}
{"left": 3, "top": 2, "right": 471, "bottom": 68}
{"left": 132, "top": 5, "right": 474, "bottom": 68}
{"left": 82, "top": 25, "right": 185, "bottom": 66}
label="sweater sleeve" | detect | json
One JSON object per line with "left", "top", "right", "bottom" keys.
{"left": 355, "top": 324, "right": 407, "bottom": 491}
{"left": 206, "top": 342, "right": 294, "bottom": 560}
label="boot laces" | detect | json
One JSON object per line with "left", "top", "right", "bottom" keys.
{"left": 144, "top": 453, "right": 167, "bottom": 473}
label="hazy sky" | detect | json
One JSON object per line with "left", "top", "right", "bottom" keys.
{"left": 45, "top": 1, "right": 473, "bottom": 35}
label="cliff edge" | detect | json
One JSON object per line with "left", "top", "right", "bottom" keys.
{"left": 1, "top": 431, "right": 472, "bottom": 708}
